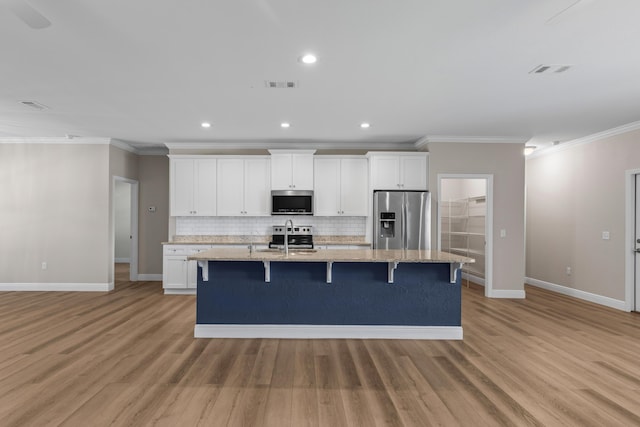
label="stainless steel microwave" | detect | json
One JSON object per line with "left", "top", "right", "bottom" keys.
{"left": 271, "top": 190, "right": 313, "bottom": 215}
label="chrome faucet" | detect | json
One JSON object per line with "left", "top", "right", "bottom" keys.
{"left": 284, "top": 219, "right": 293, "bottom": 254}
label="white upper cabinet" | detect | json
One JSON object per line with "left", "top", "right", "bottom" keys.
{"left": 314, "top": 157, "right": 368, "bottom": 216}
{"left": 269, "top": 150, "right": 315, "bottom": 190}
{"left": 170, "top": 157, "right": 217, "bottom": 216}
{"left": 368, "top": 152, "right": 429, "bottom": 190}
{"left": 217, "top": 157, "right": 270, "bottom": 216}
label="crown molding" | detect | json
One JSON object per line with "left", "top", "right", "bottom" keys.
{"left": 164, "top": 140, "right": 417, "bottom": 151}
{"left": 110, "top": 139, "right": 168, "bottom": 156}
{"left": 527, "top": 119, "right": 640, "bottom": 159}
{"left": 0, "top": 137, "right": 111, "bottom": 145}
{"left": 420, "top": 135, "right": 530, "bottom": 145}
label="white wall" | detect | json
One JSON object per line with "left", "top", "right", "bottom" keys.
{"left": 0, "top": 142, "right": 111, "bottom": 287}
{"left": 526, "top": 127, "right": 640, "bottom": 303}
{"left": 114, "top": 181, "right": 131, "bottom": 261}
{"left": 428, "top": 142, "right": 526, "bottom": 294}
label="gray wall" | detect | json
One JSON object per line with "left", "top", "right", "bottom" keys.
{"left": 0, "top": 141, "right": 169, "bottom": 287}
{"left": 428, "top": 142, "right": 526, "bottom": 293}
{"left": 0, "top": 143, "right": 110, "bottom": 284}
{"left": 526, "top": 128, "right": 640, "bottom": 301}
{"left": 138, "top": 155, "right": 169, "bottom": 275}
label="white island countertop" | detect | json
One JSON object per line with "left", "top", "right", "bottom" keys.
{"left": 188, "top": 247, "right": 474, "bottom": 264}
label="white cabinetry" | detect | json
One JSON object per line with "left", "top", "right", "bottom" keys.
{"left": 269, "top": 150, "right": 315, "bottom": 190}
{"left": 368, "top": 152, "right": 429, "bottom": 190}
{"left": 314, "top": 157, "right": 368, "bottom": 216}
{"left": 163, "top": 245, "right": 212, "bottom": 294}
{"left": 217, "top": 157, "right": 270, "bottom": 216}
{"left": 170, "top": 157, "right": 217, "bottom": 216}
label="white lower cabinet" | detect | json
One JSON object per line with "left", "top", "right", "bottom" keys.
{"left": 163, "top": 245, "right": 212, "bottom": 294}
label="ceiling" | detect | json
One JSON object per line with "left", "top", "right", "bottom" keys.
{"left": 2, "top": 0, "right": 640, "bottom": 151}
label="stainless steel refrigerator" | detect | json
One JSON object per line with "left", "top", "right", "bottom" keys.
{"left": 373, "top": 191, "right": 431, "bottom": 250}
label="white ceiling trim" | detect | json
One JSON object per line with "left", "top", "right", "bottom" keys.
{"left": 527, "top": 120, "right": 640, "bottom": 159}
{"left": 164, "top": 140, "right": 418, "bottom": 151}
{"left": 422, "top": 136, "right": 531, "bottom": 144}
{"left": 0, "top": 137, "right": 112, "bottom": 145}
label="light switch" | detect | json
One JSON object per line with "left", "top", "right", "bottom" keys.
{"left": 500, "top": 229, "right": 507, "bottom": 238}
{"left": 602, "top": 231, "right": 610, "bottom": 240}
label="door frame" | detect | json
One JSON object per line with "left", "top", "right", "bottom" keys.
{"left": 437, "top": 174, "right": 494, "bottom": 297}
{"left": 624, "top": 168, "right": 640, "bottom": 311}
{"left": 112, "top": 176, "right": 139, "bottom": 283}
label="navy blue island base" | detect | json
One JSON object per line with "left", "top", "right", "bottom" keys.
{"left": 194, "top": 259, "right": 464, "bottom": 340}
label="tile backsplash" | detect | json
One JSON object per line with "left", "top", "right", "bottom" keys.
{"left": 176, "top": 216, "right": 367, "bottom": 236}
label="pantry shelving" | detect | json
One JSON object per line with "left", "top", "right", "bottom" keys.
{"left": 440, "top": 195, "right": 486, "bottom": 286}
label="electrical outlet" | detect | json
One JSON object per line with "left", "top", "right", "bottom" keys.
{"left": 41, "top": 262, "right": 47, "bottom": 270}
{"left": 566, "top": 266, "right": 571, "bottom": 276}
{"left": 602, "top": 231, "right": 610, "bottom": 240}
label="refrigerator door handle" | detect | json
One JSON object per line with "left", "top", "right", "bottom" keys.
{"left": 402, "top": 195, "right": 407, "bottom": 249}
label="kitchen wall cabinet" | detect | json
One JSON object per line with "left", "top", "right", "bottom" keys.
{"left": 269, "top": 150, "right": 315, "bottom": 190}
{"left": 314, "top": 156, "right": 368, "bottom": 216}
{"left": 217, "top": 157, "right": 270, "bottom": 216}
{"left": 170, "top": 157, "right": 217, "bottom": 216}
{"left": 368, "top": 152, "right": 429, "bottom": 190}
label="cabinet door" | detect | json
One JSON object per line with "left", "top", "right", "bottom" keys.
{"left": 291, "top": 154, "right": 314, "bottom": 190}
{"left": 171, "top": 159, "right": 195, "bottom": 216}
{"left": 400, "top": 155, "right": 428, "bottom": 190}
{"left": 243, "top": 158, "right": 271, "bottom": 216}
{"left": 370, "top": 155, "right": 400, "bottom": 190}
{"left": 187, "top": 260, "right": 199, "bottom": 288}
{"left": 313, "top": 158, "right": 341, "bottom": 216}
{"left": 217, "top": 158, "right": 245, "bottom": 216}
{"left": 194, "top": 159, "right": 217, "bottom": 216}
{"left": 163, "top": 256, "right": 187, "bottom": 289}
{"left": 340, "top": 158, "right": 369, "bottom": 216}
{"left": 270, "top": 154, "right": 292, "bottom": 190}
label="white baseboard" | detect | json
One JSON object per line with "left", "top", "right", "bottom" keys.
{"left": 462, "top": 272, "right": 485, "bottom": 286}
{"left": 114, "top": 258, "right": 130, "bottom": 264}
{"left": 194, "top": 324, "right": 463, "bottom": 340}
{"left": 138, "top": 274, "right": 162, "bottom": 281}
{"left": 164, "top": 288, "right": 197, "bottom": 295}
{"left": 526, "top": 277, "right": 627, "bottom": 311}
{"left": 486, "top": 289, "right": 526, "bottom": 299}
{"left": 0, "top": 282, "right": 113, "bottom": 292}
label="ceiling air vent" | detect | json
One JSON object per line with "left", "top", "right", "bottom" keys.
{"left": 19, "top": 100, "right": 49, "bottom": 110}
{"left": 264, "top": 80, "right": 299, "bottom": 89}
{"left": 529, "top": 64, "right": 572, "bottom": 74}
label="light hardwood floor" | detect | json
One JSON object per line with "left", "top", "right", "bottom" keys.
{"left": 1, "top": 264, "right": 639, "bottom": 426}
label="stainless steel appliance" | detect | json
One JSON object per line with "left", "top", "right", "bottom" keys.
{"left": 271, "top": 190, "right": 313, "bottom": 215}
{"left": 373, "top": 191, "right": 431, "bottom": 250}
{"left": 269, "top": 225, "right": 314, "bottom": 249}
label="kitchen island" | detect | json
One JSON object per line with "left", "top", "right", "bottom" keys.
{"left": 189, "top": 248, "right": 473, "bottom": 340}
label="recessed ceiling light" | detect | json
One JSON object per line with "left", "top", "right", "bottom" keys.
{"left": 281, "top": 122, "right": 290, "bottom": 128}
{"left": 360, "top": 122, "right": 371, "bottom": 129}
{"left": 299, "top": 54, "right": 317, "bottom": 64}
{"left": 201, "top": 122, "right": 211, "bottom": 128}
{"left": 524, "top": 146, "right": 537, "bottom": 156}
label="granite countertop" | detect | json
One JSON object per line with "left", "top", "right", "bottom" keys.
{"left": 163, "top": 235, "right": 370, "bottom": 246}
{"left": 188, "top": 247, "right": 474, "bottom": 264}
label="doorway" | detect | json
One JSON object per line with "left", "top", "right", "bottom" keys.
{"left": 113, "top": 177, "right": 139, "bottom": 284}
{"left": 625, "top": 170, "right": 640, "bottom": 311}
{"left": 437, "top": 174, "right": 493, "bottom": 297}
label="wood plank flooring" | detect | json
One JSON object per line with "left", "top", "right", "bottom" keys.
{"left": 0, "top": 264, "right": 639, "bottom": 426}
